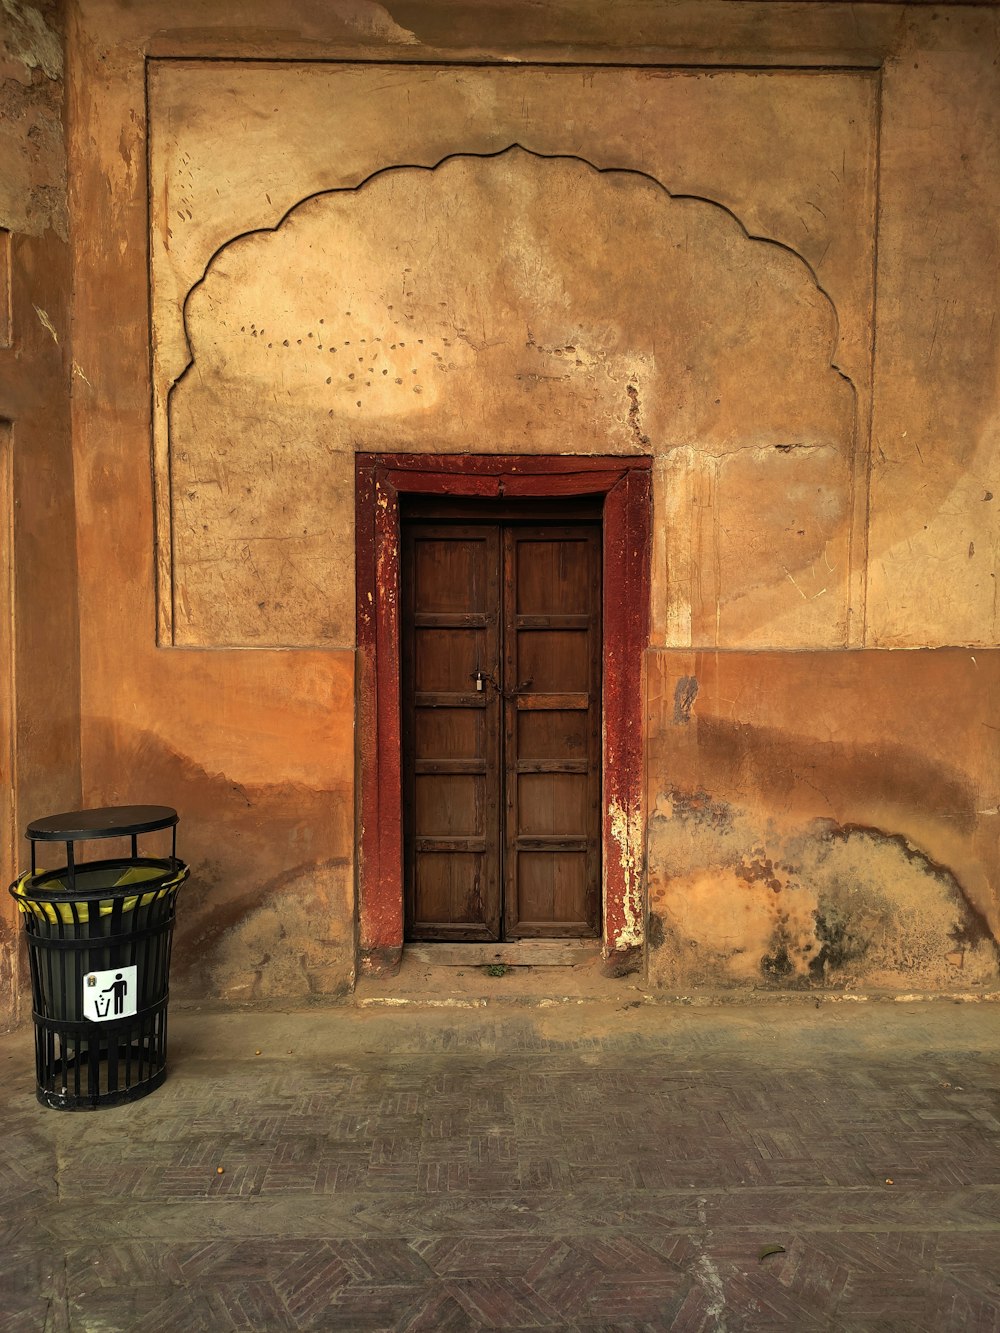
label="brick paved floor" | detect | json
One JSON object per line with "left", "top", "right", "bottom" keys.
{"left": 2, "top": 995, "right": 1000, "bottom": 1331}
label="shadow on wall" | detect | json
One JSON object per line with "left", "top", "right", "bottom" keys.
{"left": 693, "top": 714, "right": 982, "bottom": 837}
{"left": 81, "top": 725, "right": 355, "bottom": 1003}
{"left": 647, "top": 791, "right": 999, "bottom": 992}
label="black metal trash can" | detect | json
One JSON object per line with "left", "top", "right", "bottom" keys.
{"left": 8, "top": 806, "right": 188, "bottom": 1110}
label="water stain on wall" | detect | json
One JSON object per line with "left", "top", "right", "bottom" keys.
{"left": 83, "top": 725, "right": 355, "bottom": 1003}
{"left": 647, "top": 791, "right": 999, "bottom": 992}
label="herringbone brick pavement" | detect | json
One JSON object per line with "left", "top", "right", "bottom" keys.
{"left": 1, "top": 999, "right": 999, "bottom": 1330}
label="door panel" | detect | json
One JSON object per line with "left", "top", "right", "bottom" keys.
{"left": 503, "top": 525, "right": 601, "bottom": 940}
{"left": 516, "top": 540, "right": 595, "bottom": 614}
{"left": 414, "top": 628, "right": 485, "bottom": 691}
{"left": 413, "top": 537, "right": 488, "bottom": 613}
{"left": 403, "top": 525, "right": 501, "bottom": 940}
{"left": 403, "top": 511, "right": 600, "bottom": 942}
{"left": 517, "top": 773, "right": 590, "bottom": 835}
{"left": 414, "top": 774, "right": 485, "bottom": 834}
{"left": 415, "top": 853, "right": 484, "bottom": 926}
{"left": 517, "top": 631, "right": 592, "bottom": 692}
{"left": 516, "top": 851, "right": 590, "bottom": 929}
{"left": 414, "top": 709, "right": 483, "bottom": 759}
{"left": 517, "top": 710, "right": 589, "bottom": 760}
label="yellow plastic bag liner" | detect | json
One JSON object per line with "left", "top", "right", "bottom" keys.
{"left": 11, "top": 861, "right": 189, "bottom": 925}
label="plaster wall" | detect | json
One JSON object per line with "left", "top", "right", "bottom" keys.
{"left": 152, "top": 62, "right": 871, "bottom": 652}
{"left": 60, "top": 0, "right": 1000, "bottom": 1001}
{"left": 0, "top": 0, "right": 78, "bottom": 1025}
{"left": 647, "top": 650, "right": 1000, "bottom": 992}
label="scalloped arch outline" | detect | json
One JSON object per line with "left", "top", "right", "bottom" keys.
{"left": 169, "top": 141, "right": 856, "bottom": 403}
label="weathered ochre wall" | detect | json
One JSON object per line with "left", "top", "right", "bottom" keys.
{"left": 867, "top": 21, "right": 1000, "bottom": 647}
{"left": 151, "top": 62, "right": 872, "bottom": 651}
{"left": 0, "top": 1, "right": 78, "bottom": 1027}
{"left": 648, "top": 651, "right": 1000, "bottom": 991}
{"left": 61, "top": 0, "right": 1000, "bottom": 1000}
{"left": 68, "top": 4, "right": 357, "bottom": 1002}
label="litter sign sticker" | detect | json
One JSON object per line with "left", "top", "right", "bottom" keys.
{"left": 83, "top": 966, "right": 137, "bottom": 1022}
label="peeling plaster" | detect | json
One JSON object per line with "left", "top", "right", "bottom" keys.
{"left": 647, "top": 791, "right": 1000, "bottom": 992}
{"left": 609, "top": 797, "right": 644, "bottom": 950}
{"left": 1, "top": 1, "right": 62, "bottom": 80}
{"left": 0, "top": 0, "right": 66, "bottom": 239}
{"left": 334, "top": 0, "right": 418, "bottom": 45}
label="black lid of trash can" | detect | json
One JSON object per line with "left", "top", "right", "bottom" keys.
{"left": 27, "top": 805, "right": 178, "bottom": 842}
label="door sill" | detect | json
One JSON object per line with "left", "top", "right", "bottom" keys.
{"left": 405, "top": 940, "right": 599, "bottom": 968}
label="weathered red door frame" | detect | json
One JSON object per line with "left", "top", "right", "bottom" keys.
{"left": 356, "top": 453, "right": 651, "bottom": 975}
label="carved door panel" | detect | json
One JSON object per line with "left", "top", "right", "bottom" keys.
{"left": 402, "top": 508, "right": 601, "bottom": 941}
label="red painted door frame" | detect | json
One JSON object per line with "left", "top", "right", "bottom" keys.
{"left": 356, "top": 453, "right": 651, "bottom": 975}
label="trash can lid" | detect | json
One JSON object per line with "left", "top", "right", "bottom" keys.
{"left": 26, "top": 805, "right": 179, "bottom": 842}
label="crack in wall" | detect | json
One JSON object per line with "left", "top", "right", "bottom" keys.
{"left": 626, "top": 383, "right": 651, "bottom": 447}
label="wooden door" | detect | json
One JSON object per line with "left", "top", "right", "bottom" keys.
{"left": 402, "top": 505, "right": 601, "bottom": 941}
{"left": 402, "top": 522, "right": 502, "bottom": 940}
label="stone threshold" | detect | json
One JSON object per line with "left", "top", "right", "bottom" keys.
{"left": 404, "top": 940, "right": 599, "bottom": 968}
{"left": 352, "top": 941, "right": 635, "bottom": 1007}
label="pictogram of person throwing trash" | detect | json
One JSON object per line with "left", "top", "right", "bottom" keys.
{"left": 101, "top": 972, "right": 129, "bottom": 1016}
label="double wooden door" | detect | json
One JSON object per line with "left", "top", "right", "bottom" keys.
{"left": 402, "top": 502, "right": 602, "bottom": 941}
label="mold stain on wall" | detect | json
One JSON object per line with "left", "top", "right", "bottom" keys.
{"left": 648, "top": 792, "right": 999, "bottom": 992}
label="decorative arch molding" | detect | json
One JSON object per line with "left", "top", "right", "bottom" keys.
{"left": 355, "top": 452, "right": 652, "bottom": 974}
{"left": 172, "top": 142, "right": 852, "bottom": 392}
{"left": 158, "top": 144, "right": 858, "bottom": 650}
